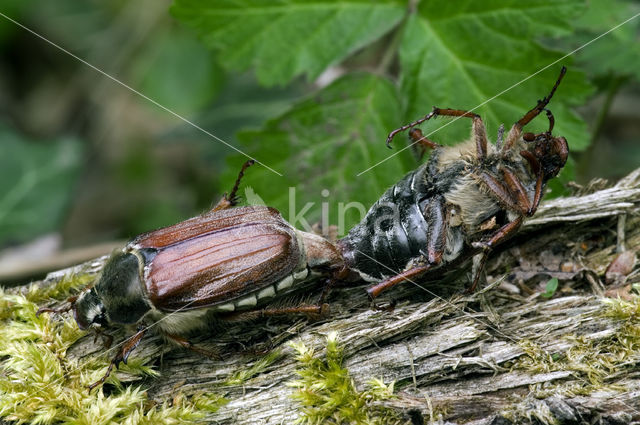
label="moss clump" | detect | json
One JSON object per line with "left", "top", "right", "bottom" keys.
{"left": 517, "top": 296, "right": 640, "bottom": 392}
{"left": 224, "top": 350, "right": 283, "bottom": 386}
{"left": 0, "top": 275, "right": 226, "bottom": 425}
{"left": 601, "top": 295, "right": 640, "bottom": 321}
{"left": 506, "top": 296, "right": 640, "bottom": 423}
{"left": 288, "top": 332, "right": 400, "bottom": 425}
{"left": 24, "top": 272, "right": 95, "bottom": 305}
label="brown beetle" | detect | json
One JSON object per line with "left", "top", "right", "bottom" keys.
{"left": 39, "top": 161, "right": 344, "bottom": 390}
{"left": 337, "top": 67, "right": 569, "bottom": 298}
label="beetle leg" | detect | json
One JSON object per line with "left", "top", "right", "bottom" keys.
{"left": 219, "top": 303, "right": 330, "bottom": 322}
{"left": 92, "top": 327, "right": 114, "bottom": 349}
{"left": 431, "top": 108, "right": 488, "bottom": 160}
{"left": 386, "top": 108, "right": 439, "bottom": 148}
{"left": 502, "top": 67, "right": 566, "bottom": 152}
{"left": 211, "top": 159, "right": 255, "bottom": 211}
{"left": 519, "top": 151, "right": 544, "bottom": 215}
{"left": 396, "top": 108, "right": 488, "bottom": 159}
{"left": 88, "top": 327, "right": 146, "bottom": 392}
{"left": 36, "top": 294, "right": 80, "bottom": 317}
{"left": 480, "top": 164, "right": 543, "bottom": 217}
{"left": 164, "top": 333, "right": 221, "bottom": 359}
{"left": 500, "top": 168, "right": 532, "bottom": 214}
{"left": 477, "top": 171, "right": 524, "bottom": 214}
{"left": 366, "top": 265, "right": 432, "bottom": 299}
{"left": 472, "top": 215, "right": 524, "bottom": 251}
{"left": 36, "top": 295, "right": 79, "bottom": 317}
{"left": 469, "top": 215, "right": 523, "bottom": 292}
{"left": 367, "top": 197, "right": 447, "bottom": 299}
{"left": 469, "top": 216, "right": 523, "bottom": 291}
{"left": 468, "top": 252, "right": 489, "bottom": 293}
{"left": 542, "top": 108, "right": 555, "bottom": 133}
{"left": 408, "top": 127, "right": 440, "bottom": 159}
{"left": 317, "top": 276, "right": 336, "bottom": 305}
{"left": 425, "top": 196, "right": 447, "bottom": 264}
{"left": 387, "top": 107, "right": 487, "bottom": 159}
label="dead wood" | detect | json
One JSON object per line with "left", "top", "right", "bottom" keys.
{"left": 8, "top": 168, "right": 640, "bottom": 425}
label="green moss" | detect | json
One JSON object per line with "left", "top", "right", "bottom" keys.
{"left": 224, "top": 350, "right": 283, "bottom": 386}
{"left": 0, "top": 276, "right": 227, "bottom": 425}
{"left": 189, "top": 392, "right": 229, "bottom": 413}
{"left": 25, "top": 272, "right": 95, "bottom": 304}
{"left": 502, "top": 397, "right": 558, "bottom": 425}
{"left": 288, "top": 332, "right": 400, "bottom": 425}
{"left": 516, "top": 296, "right": 640, "bottom": 390}
{"left": 506, "top": 296, "right": 640, "bottom": 422}
{"left": 601, "top": 295, "right": 640, "bottom": 321}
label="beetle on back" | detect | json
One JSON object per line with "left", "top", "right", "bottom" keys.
{"left": 338, "top": 67, "right": 569, "bottom": 298}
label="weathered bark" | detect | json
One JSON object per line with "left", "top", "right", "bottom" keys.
{"left": 12, "top": 168, "right": 640, "bottom": 425}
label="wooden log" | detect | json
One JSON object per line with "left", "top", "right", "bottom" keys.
{"left": 5, "top": 168, "right": 640, "bottom": 425}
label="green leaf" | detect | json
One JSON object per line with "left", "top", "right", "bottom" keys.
{"left": 542, "top": 277, "right": 559, "bottom": 298}
{"left": 225, "top": 73, "right": 415, "bottom": 234}
{"left": 0, "top": 127, "right": 82, "bottom": 244}
{"left": 132, "top": 28, "right": 224, "bottom": 116}
{"left": 398, "top": 0, "right": 593, "bottom": 150}
{"left": 171, "top": 0, "right": 406, "bottom": 86}
{"left": 562, "top": 0, "right": 640, "bottom": 79}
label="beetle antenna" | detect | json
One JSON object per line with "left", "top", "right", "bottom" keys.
{"left": 515, "top": 67, "right": 566, "bottom": 129}
{"left": 227, "top": 160, "right": 255, "bottom": 205}
{"left": 36, "top": 295, "right": 78, "bottom": 317}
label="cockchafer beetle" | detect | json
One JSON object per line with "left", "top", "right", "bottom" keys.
{"left": 38, "top": 161, "right": 345, "bottom": 390}
{"left": 336, "top": 67, "right": 569, "bottom": 299}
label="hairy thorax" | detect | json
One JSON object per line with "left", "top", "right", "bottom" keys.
{"left": 436, "top": 139, "right": 534, "bottom": 238}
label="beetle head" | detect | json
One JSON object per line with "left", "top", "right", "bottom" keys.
{"left": 73, "top": 287, "right": 109, "bottom": 330}
{"left": 523, "top": 131, "right": 568, "bottom": 181}
{"left": 78, "top": 250, "right": 152, "bottom": 329}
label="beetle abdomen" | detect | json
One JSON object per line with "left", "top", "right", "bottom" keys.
{"left": 339, "top": 169, "right": 431, "bottom": 281}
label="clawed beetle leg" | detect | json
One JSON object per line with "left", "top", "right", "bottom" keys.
{"left": 88, "top": 325, "right": 146, "bottom": 393}
{"left": 164, "top": 333, "right": 221, "bottom": 360}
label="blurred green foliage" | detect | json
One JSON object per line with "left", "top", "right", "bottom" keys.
{"left": 0, "top": 128, "right": 82, "bottom": 244}
{"left": 174, "top": 0, "right": 594, "bottom": 229}
{"left": 563, "top": 0, "right": 640, "bottom": 80}
{"left": 0, "top": 0, "right": 639, "bottom": 250}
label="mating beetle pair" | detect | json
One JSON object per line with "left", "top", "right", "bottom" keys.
{"left": 41, "top": 67, "right": 569, "bottom": 390}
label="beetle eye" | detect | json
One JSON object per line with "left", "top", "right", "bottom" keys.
{"left": 94, "top": 313, "right": 108, "bottom": 327}
{"left": 93, "top": 307, "right": 109, "bottom": 327}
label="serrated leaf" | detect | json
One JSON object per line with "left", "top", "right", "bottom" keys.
{"left": 398, "top": 0, "right": 593, "bottom": 153}
{"left": 171, "top": 0, "right": 406, "bottom": 86}
{"left": 225, "top": 73, "right": 415, "bottom": 234}
{"left": 0, "top": 128, "right": 82, "bottom": 245}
